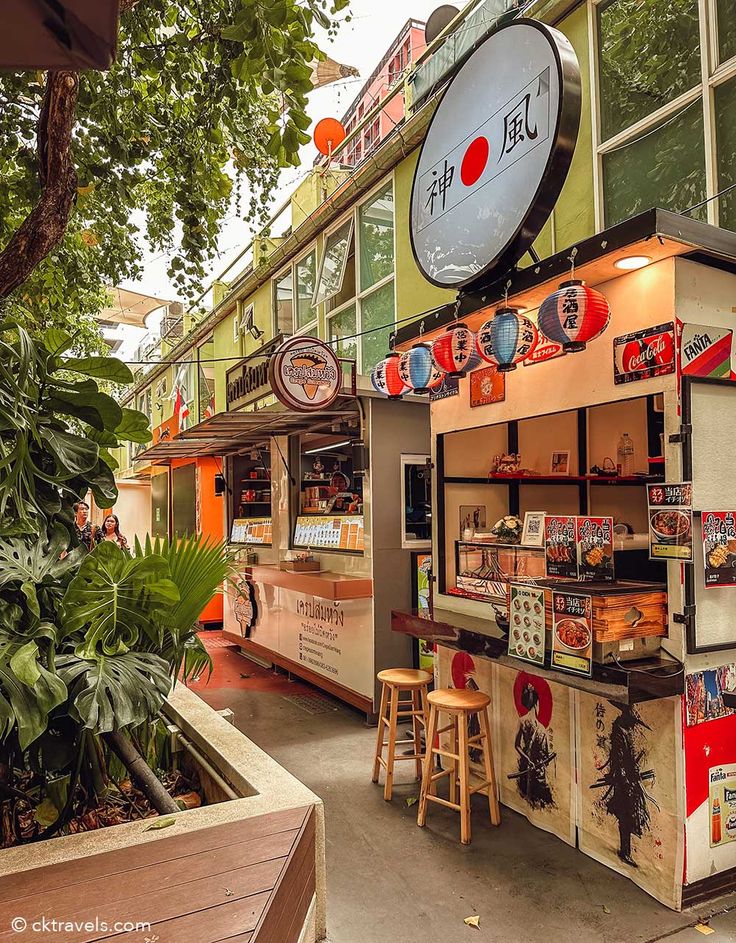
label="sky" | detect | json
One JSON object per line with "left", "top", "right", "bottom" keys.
{"left": 115, "top": 0, "right": 446, "bottom": 358}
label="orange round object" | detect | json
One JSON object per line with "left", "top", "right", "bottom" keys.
{"left": 313, "top": 117, "right": 346, "bottom": 156}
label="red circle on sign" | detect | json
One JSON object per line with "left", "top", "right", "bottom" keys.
{"left": 460, "top": 136, "right": 489, "bottom": 186}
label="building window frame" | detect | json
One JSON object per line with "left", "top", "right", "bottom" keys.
{"left": 591, "top": 0, "right": 736, "bottom": 230}
{"left": 323, "top": 175, "right": 397, "bottom": 374}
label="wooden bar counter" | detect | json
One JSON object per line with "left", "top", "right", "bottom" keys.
{"left": 248, "top": 564, "right": 373, "bottom": 602}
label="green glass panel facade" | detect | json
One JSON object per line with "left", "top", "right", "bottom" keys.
{"left": 597, "top": 0, "right": 700, "bottom": 141}
{"left": 360, "top": 281, "right": 395, "bottom": 374}
{"left": 603, "top": 102, "right": 706, "bottom": 225}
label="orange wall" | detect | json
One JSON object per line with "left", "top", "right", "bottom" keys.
{"left": 171, "top": 456, "right": 225, "bottom": 624}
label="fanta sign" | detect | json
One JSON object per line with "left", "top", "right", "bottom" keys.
{"left": 268, "top": 336, "right": 342, "bottom": 412}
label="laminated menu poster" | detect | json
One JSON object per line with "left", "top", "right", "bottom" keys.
{"left": 647, "top": 482, "right": 693, "bottom": 562}
{"left": 576, "top": 516, "right": 615, "bottom": 581}
{"left": 507, "top": 583, "right": 545, "bottom": 666}
{"left": 702, "top": 511, "right": 736, "bottom": 588}
{"left": 544, "top": 515, "right": 578, "bottom": 579}
{"left": 551, "top": 591, "right": 593, "bottom": 677}
{"left": 709, "top": 765, "right": 736, "bottom": 846}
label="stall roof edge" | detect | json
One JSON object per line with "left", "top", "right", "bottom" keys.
{"left": 135, "top": 397, "right": 362, "bottom": 464}
{"left": 395, "top": 209, "right": 736, "bottom": 347}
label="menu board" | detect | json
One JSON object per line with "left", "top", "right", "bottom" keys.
{"left": 507, "top": 583, "right": 545, "bottom": 666}
{"left": 702, "top": 511, "right": 736, "bottom": 588}
{"left": 576, "top": 516, "right": 614, "bottom": 581}
{"left": 550, "top": 591, "right": 593, "bottom": 677}
{"left": 544, "top": 516, "right": 578, "bottom": 579}
{"left": 293, "top": 515, "right": 364, "bottom": 552}
{"left": 647, "top": 482, "right": 693, "bottom": 561}
{"left": 230, "top": 517, "right": 272, "bottom": 545}
{"left": 709, "top": 765, "right": 736, "bottom": 847}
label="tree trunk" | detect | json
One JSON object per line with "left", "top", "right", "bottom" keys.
{"left": 103, "top": 730, "right": 179, "bottom": 816}
{"left": 0, "top": 71, "right": 79, "bottom": 299}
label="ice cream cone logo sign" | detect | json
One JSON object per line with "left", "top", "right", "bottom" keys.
{"left": 268, "top": 336, "right": 342, "bottom": 412}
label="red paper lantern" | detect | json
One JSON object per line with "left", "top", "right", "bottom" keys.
{"left": 431, "top": 323, "right": 481, "bottom": 377}
{"left": 538, "top": 280, "right": 611, "bottom": 352}
{"left": 370, "top": 353, "right": 407, "bottom": 399}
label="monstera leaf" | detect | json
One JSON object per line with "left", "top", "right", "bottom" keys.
{"left": 0, "top": 644, "right": 67, "bottom": 749}
{"left": 57, "top": 651, "right": 172, "bottom": 733}
{"left": 0, "top": 526, "right": 84, "bottom": 618}
{"left": 61, "top": 541, "right": 179, "bottom": 658}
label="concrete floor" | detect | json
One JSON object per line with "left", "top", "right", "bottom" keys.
{"left": 192, "top": 640, "right": 736, "bottom": 943}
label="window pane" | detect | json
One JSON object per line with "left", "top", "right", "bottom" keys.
{"left": 328, "top": 303, "right": 357, "bottom": 363}
{"left": 597, "top": 0, "right": 700, "bottom": 141}
{"left": 603, "top": 102, "right": 705, "bottom": 226}
{"left": 716, "top": 77, "right": 736, "bottom": 231}
{"left": 296, "top": 251, "right": 316, "bottom": 329}
{"left": 718, "top": 0, "right": 736, "bottom": 64}
{"left": 314, "top": 220, "right": 353, "bottom": 305}
{"left": 359, "top": 182, "right": 394, "bottom": 292}
{"left": 360, "top": 280, "right": 394, "bottom": 374}
{"left": 274, "top": 271, "right": 293, "bottom": 335}
{"left": 326, "top": 239, "right": 355, "bottom": 313}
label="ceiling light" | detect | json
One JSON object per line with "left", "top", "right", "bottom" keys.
{"left": 304, "top": 440, "right": 351, "bottom": 455}
{"left": 614, "top": 255, "right": 651, "bottom": 271}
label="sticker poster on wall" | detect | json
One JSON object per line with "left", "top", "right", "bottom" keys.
{"left": 577, "top": 693, "right": 683, "bottom": 910}
{"left": 544, "top": 515, "right": 578, "bottom": 578}
{"left": 702, "top": 511, "right": 736, "bottom": 588}
{"left": 430, "top": 374, "right": 459, "bottom": 401}
{"left": 709, "top": 765, "right": 736, "bottom": 847}
{"left": 686, "top": 664, "right": 736, "bottom": 726}
{"left": 678, "top": 322, "right": 734, "bottom": 379}
{"left": 647, "top": 482, "right": 693, "bottom": 562}
{"left": 507, "top": 583, "right": 546, "bottom": 666}
{"left": 470, "top": 365, "right": 505, "bottom": 407}
{"left": 613, "top": 322, "right": 675, "bottom": 385}
{"left": 551, "top": 591, "right": 593, "bottom": 677}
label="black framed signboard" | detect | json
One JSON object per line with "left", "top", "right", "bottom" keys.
{"left": 409, "top": 19, "right": 581, "bottom": 290}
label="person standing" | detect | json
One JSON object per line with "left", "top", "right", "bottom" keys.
{"left": 72, "top": 501, "right": 97, "bottom": 549}
{"left": 95, "top": 513, "right": 129, "bottom": 551}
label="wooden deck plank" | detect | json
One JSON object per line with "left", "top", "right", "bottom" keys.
{"left": 0, "top": 858, "right": 286, "bottom": 943}
{"left": 0, "top": 807, "right": 310, "bottom": 903}
{"left": 0, "top": 829, "right": 298, "bottom": 925}
{"left": 252, "top": 806, "right": 315, "bottom": 943}
{"left": 103, "top": 893, "right": 272, "bottom": 943}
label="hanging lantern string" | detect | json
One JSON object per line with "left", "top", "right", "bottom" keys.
{"left": 452, "top": 298, "right": 461, "bottom": 325}
{"left": 569, "top": 246, "right": 578, "bottom": 281}
{"left": 503, "top": 279, "right": 512, "bottom": 308}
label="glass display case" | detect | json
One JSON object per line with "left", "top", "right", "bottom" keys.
{"left": 230, "top": 448, "right": 272, "bottom": 545}
{"left": 454, "top": 540, "right": 546, "bottom": 601}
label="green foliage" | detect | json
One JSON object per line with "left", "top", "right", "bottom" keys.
{"left": 135, "top": 533, "right": 238, "bottom": 683}
{"left": 0, "top": 323, "right": 148, "bottom": 535}
{"left": 0, "top": 0, "right": 351, "bottom": 343}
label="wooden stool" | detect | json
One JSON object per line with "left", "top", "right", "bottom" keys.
{"left": 417, "top": 688, "right": 500, "bottom": 844}
{"left": 372, "top": 668, "right": 432, "bottom": 801}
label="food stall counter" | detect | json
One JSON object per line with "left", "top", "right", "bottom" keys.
{"left": 391, "top": 604, "right": 683, "bottom": 703}
{"left": 249, "top": 564, "right": 373, "bottom": 602}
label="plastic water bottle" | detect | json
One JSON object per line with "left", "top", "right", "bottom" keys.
{"left": 617, "top": 433, "right": 635, "bottom": 477}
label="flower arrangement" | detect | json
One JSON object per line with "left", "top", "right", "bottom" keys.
{"left": 491, "top": 515, "right": 523, "bottom": 544}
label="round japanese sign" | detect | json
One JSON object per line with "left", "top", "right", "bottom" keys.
{"left": 268, "top": 336, "right": 342, "bottom": 412}
{"left": 409, "top": 19, "right": 581, "bottom": 290}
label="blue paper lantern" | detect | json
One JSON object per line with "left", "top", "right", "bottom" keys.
{"left": 476, "top": 307, "right": 539, "bottom": 372}
{"left": 398, "top": 343, "right": 435, "bottom": 393}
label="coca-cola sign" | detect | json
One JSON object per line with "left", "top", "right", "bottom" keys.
{"left": 613, "top": 321, "right": 675, "bottom": 385}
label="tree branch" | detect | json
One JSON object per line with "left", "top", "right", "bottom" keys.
{"left": 0, "top": 72, "right": 79, "bottom": 300}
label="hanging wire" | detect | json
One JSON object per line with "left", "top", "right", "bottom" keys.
{"left": 120, "top": 301, "right": 453, "bottom": 366}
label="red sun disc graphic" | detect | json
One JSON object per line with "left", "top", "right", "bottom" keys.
{"left": 460, "top": 136, "right": 489, "bottom": 187}
{"left": 451, "top": 651, "right": 475, "bottom": 688}
{"left": 513, "top": 671, "right": 553, "bottom": 728}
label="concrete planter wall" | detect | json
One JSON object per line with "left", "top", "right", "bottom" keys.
{"left": 0, "top": 685, "right": 327, "bottom": 942}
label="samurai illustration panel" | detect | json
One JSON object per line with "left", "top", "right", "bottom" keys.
{"left": 577, "top": 693, "right": 683, "bottom": 910}
{"left": 493, "top": 663, "right": 576, "bottom": 846}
